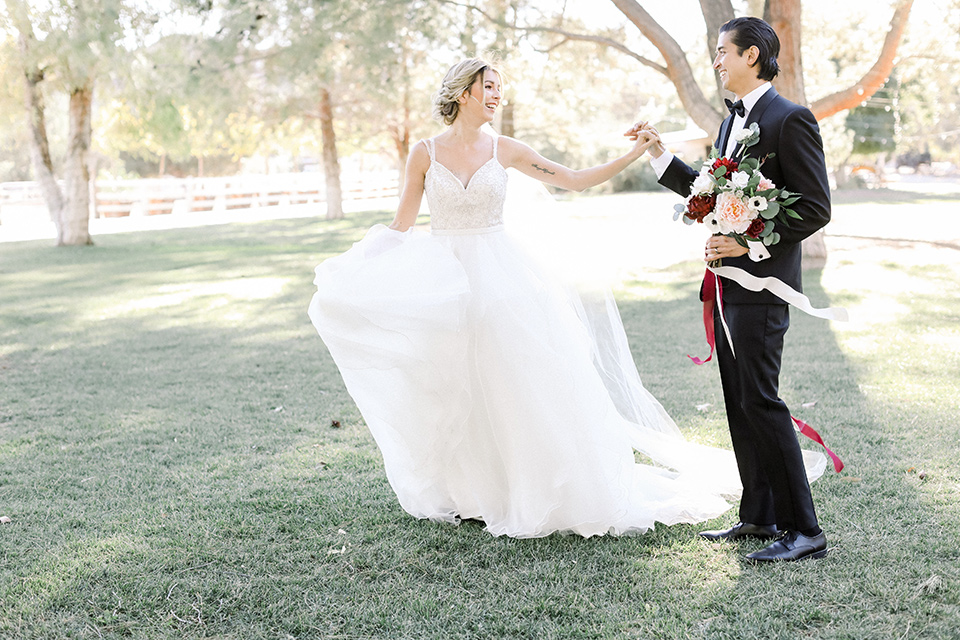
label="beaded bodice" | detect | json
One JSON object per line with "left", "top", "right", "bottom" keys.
{"left": 424, "top": 136, "right": 507, "bottom": 231}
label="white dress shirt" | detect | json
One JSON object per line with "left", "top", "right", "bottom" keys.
{"left": 721, "top": 82, "right": 772, "bottom": 157}
{"left": 650, "top": 82, "right": 774, "bottom": 262}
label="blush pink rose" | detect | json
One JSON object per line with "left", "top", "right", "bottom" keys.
{"left": 714, "top": 191, "right": 754, "bottom": 234}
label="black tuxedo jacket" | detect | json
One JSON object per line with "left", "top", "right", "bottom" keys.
{"left": 659, "top": 87, "right": 831, "bottom": 304}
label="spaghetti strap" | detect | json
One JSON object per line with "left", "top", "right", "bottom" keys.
{"left": 424, "top": 138, "right": 435, "bottom": 161}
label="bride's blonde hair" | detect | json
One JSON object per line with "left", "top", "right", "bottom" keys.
{"left": 433, "top": 57, "right": 503, "bottom": 126}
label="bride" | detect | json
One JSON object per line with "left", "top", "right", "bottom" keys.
{"left": 308, "top": 58, "right": 825, "bottom": 538}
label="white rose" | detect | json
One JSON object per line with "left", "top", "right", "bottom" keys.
{"left": 730, "top": 171, "right": 750, "bottom": 189}
{"left": 692, "top": 172, "right": 714, "bottom": 195}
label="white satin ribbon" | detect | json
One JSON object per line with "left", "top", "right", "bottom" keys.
{"left": 709, "top": 265, "right": 849, "bottom": 322}
{"left": 714, "top": 274, "right": 736, "bottom": 359}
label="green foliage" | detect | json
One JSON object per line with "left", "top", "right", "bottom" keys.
{"left": 846, "top": 76, "right": 898, "bottom": 157}
{"left": 609, "top": 160, "right": 661, "bottom": 193}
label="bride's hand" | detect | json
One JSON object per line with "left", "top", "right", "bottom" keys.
{"left": 635, "top": 123, "right": 665, "bottom": 158}
{"left": 630, "top": 131, "right": 658, "bottom": 158}
{"left": 624, "top": 120, "right": 649, "bottom": 141}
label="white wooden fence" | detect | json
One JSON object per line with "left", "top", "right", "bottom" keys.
{"left": 0, "top": 171, "right": 399, "bottom": 218}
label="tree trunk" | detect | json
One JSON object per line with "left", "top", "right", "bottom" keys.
{"left": 88, "top": 156, "right": 99, "bottom": 219}
{"left": 394, "top": 123, "right": 410, "bottom": 189}
{"left": 318, "top": 86, "right": 343, "bottom": 220}
{"left": 609, "top": 0, "right": 725, "bottom": 135}
{"left": 698, "top": 0, "right": 736, "bottom": 106}
{"left": 604, "top": 0, "right": 911, "bottom": 129}
{"left": 599, "top": 0, "right": 914, "bottom": 267}
{"left": 60, "top": 83, "right": 94, "bottom": 246}
{"left": 809, "top": 0, "right": 913, "bottom": 120}
{"left": 762, "top": 1, "right": 821, "bottom": 267}
{"left": 493, "top": 0, "right": 517, "bottom": 138}
{"left": 21, "top": 65, "right": 65, "bottom": 231}
{"left": 765, "top": 0, "right": 806, "bottom": 105}
{"left": 499, "top": 101, "right": 515, "bottom": 138}
{"left": 394, "top": 45, "right": 413, "bottom": 190}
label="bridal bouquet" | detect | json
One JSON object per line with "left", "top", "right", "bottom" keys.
{"left": 674, "top": 123, "right": 801, "bottom": 248}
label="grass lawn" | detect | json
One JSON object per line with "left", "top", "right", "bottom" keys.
{"left": 1, "top": 190, "right": 959, "bottom": 639}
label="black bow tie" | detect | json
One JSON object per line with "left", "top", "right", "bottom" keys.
{"left": 725, "top": 98, "right": 746, "bottom": 117}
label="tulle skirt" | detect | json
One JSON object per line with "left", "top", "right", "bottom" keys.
{"left": 308, "top": 224, "right": 825, "bottom": 538}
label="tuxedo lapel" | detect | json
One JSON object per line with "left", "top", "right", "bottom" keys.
{"left": 718, "top": 116, "right": 734, "bottom": 157}
{"left": 732, "top": 87, "right": 779, "bottom": 158}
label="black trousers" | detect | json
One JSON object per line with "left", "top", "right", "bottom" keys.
{"left": 714, "top": 302, "right": 819, "bottom": 532}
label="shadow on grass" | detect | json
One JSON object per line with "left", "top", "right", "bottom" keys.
{"left": 605, "top": 266, "right": 960, "bottom": 638}
{"left": 1, "top": 217, "right": 958, "bottom": 638}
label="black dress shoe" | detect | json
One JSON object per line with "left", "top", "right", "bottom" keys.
{"left": 745, "top": 530, "right": 828, "bottom": 563}
{"left": 699, "top": 522, "right": 779, "bottom": 541}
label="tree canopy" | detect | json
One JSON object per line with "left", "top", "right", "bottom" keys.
{"left": 1, "top": 0, "right": 957, "bottom": 245}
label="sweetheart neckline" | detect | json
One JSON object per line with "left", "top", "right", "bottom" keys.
{"left": 429, "top": 156, "right": 501, "bottom": 191}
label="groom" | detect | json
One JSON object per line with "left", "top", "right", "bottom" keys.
{"left": 637, "top": 17, "right": 832, "bottom": 562}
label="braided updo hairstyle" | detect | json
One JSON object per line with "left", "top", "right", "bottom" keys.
{"left": 432, "top": 58, "right": 503, "bottom": 126}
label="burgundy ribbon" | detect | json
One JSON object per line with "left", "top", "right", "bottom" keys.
{"left": 688, "top": 268, "right": 721, "bottom": 365}
{"left": 690, "top": 269, "right": 844, "bottom": 473}
{"left": 793, "top": 416, "right": 845, "bottom": 472}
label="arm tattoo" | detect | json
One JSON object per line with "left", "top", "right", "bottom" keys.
{"left": 531, "top": 163, "right": 555, "bottom": 176}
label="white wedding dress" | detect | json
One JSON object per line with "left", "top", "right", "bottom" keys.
{"left": 308, "top": 134, "right": 826, "bottom": 538}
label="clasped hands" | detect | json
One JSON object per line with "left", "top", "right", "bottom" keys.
{"left": 624, "top": 121, "right": 665, "bottom": 158}
{"left": 625, "top": 120, "right": 748, "bottom": 262}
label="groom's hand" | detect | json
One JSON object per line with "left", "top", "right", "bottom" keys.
{"left": 705, "top": 235, "right": 749, "bottom": 261}
{"left": 624, "top": 121, "right": 644, "bottom": 139}
{"left": 625, "top": 121, "right": 665, "bottom": 158}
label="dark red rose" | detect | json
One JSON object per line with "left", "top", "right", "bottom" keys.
{"left": 685, "top": 193, "right": 716, "bottom": 222}
{"left": 746, "top": 217, "right": 765, "bottom": 238}
{"left": 711, "top": 157, "right": 739, "bottom": 175}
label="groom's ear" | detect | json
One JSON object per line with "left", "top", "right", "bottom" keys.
{"left": 745, "top": 45, "right": 761, "bottom": 69}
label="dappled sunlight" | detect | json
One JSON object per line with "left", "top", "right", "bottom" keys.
{"left": 2, "top": 193, "right": 959, "bottom": 639}
{"left": 919, "top": 330, "right": 960, "bottom": 353}
{"left": 822, "top": 238, "right": 960, "bottom": 340}
{"left": 92, "top": 276, "right": 291, "bottom": 321}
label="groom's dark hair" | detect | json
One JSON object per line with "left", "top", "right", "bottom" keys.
{"left": 720, "top": 17, "right": 781, "bottom": 81}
